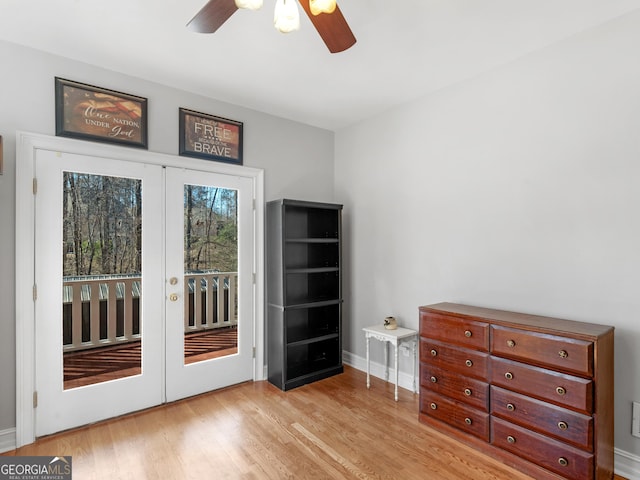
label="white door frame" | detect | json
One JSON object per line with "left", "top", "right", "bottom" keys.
{"left": 15, "top": 131, "right": 265, "bottom": 448}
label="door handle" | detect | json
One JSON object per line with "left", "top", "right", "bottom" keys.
{"left": 169, "top": 277, "right": 178, "bottom": 285}
{"left": 169, "top": 293, "right": 179, "bottom": 302}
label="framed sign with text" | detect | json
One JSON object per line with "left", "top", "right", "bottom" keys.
{"left": 55, "top": 77, "right": 148, "bottom": 149}
{"left": 179, "top": 108, "right": 243, "bottom": 165}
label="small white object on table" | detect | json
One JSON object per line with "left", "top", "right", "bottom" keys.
{"left": 363, "top": 324, "right": 418, "bottom": 401}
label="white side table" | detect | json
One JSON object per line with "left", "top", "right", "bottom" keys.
{"left": 363, "top": 325, "right": 418, "bottom": 401}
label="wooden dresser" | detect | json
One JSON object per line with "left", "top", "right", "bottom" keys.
{"left": 419, "top": 303, "right": 614, "bottom": 480}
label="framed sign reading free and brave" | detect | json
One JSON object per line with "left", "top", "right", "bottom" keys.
{"left": 179, "top": 108, "right": 243, "bottom": 165}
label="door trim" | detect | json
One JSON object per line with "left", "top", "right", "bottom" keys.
{"left": 15, "top": 131, "right": 265, "bottom": 447}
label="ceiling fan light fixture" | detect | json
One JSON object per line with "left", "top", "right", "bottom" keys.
{"left": 274, "top": 0, "right": 300, "bottom": 33}
{"left": 309, "top": 0, "right": 336, "bottom": 15}
{"left": 235, "top": 0, "right": 263, "bottom": 9}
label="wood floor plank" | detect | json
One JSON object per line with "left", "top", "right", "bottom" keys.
{"left": 4, "top": 366, "right": 627, "bottom": 480}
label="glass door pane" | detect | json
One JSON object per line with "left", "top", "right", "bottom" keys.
{"left": 182, "top": 185, "right": 238, "bottom": 365}
{"left": 61, "top": 172, "right": 142, "bottom": 389}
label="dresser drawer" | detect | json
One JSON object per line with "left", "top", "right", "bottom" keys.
{"left": 492, "top": 417, "right": 594, "bottom": 480}
{"left": 490, "top": 357, "right": 593, "bottom": 414}
{"left": 421, "top": 389, "right": 490, "bottom": 441}
{"left": 491, "top": 325, "right": 593, "bottom": 376}
{"left": 491, "top": 386, "right": 593, "bottom": 450}
{"left": 420, "top": 311, "right": 489, "bottom": 351}
{"left": 420, "top": 338, "right": 489, "bottom": 381}
{"left": 421, "top": 364, "right": 489, "bottom": 412}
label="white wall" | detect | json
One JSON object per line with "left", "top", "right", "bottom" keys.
{"left": 335, "top": 8, "right": 640, "bottom": 461}
{"left": 0, "top": 40, "right": 335, "bottom": 436}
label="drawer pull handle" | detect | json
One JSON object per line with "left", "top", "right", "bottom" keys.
{"left": 556, "top": 386, "right": 566, "bottom": 396}
{"left": 464, "top": 417, "right": 472, "bottom": 425}
{"left": 430, "top": 376, "right": 437, "bottom": 383}
{"left": 464, "top": 330, "right": 472, "bottom": 338}
{"left": 504, "top": 372, "right": 513, "bottom": 380}
{"left": 465, "top": 359, "right": 473, "bottom": 367}
{"left": 430, "top": 403, "right": 437, "bottom": 410}
{"left": 558, "top": 457, "right": 569, "bottom": 467}
{"left": 464, "top": 388, "right": 472, "bottom": 396}
{"left": 506, "top": 339, "right": 516, "bottom": 348}
{"left": 506, "top": 403, "right": 515, "bottom": 412}
{"left": 430, "top": 349, "right": 438, "bottom": 357}
{"left": 559, "top": 350, "right": 568, "bottom": 358}
{"left": 558, "top": 421, "right": 568, "bottom": 430}
{"left": 507, "top": 435, "right": 515, "bottom": 444}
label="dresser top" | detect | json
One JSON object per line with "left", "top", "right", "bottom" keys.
{"left": 420, "top": 302, "right": 614, "bottom": 339}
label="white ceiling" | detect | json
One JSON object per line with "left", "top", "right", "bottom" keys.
{"left": 2, "top": 0, "right": 640, "bottom": 130}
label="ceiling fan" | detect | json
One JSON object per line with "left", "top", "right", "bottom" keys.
{"left": 186, "top": 0, "right": 356, "bottom": 53}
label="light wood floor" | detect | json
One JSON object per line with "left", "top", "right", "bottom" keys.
{"left": 6, "top": 366, "right": 626, "bottom": 480}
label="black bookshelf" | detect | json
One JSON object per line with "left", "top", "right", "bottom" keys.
{"left": 266, "top": 199, "right": 343, "bottom": 390}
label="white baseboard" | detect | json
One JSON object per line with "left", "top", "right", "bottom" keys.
{"left": 342, "top": 350, "right": 640, "bottom": 480}
{"left": 0, "top": 427, "right": 16, "bottom": 453}
{"left": 615, "top": 448, "right": 640, "bottom": 480}
{"left": 342, "top": 350, "right": 417, "bottom": 394}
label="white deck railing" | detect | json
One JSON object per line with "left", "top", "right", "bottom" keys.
{"left": 63, "top": 272, "right": 238, "bottom": 352}
{"left": 183, "top": 272, "right": 238, "bottom": 332}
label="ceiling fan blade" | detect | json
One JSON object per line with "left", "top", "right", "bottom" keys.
{"left": 298, "top": 0, "right": 356, "bottom": 53}
{"left": 186, "top": 0, "right": 238, "bottom": 34}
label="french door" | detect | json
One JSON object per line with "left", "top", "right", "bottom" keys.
{"left": 165, "top": 167, "right": 254, "bottom": 401}
{"left": 33, "top": 148, "right": 256, "bottom": 437}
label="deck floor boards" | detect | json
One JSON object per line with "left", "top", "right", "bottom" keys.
{"left": 63, "top": 327, "right": 237, "bottom": 388}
